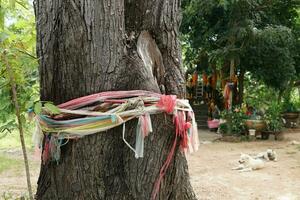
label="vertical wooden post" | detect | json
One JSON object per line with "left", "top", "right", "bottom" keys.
{"left": 229, "top": 59, "right": 235, "bottom": 110}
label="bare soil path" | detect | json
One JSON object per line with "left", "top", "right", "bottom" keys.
{"left": 188, "top": 130, "right": 300, "bottom": 200}
{"left": 1, "top": 130, "right": 300, "bottom": 200}
{"left": 0, "top": 149, "right": 40, "bottom": 199}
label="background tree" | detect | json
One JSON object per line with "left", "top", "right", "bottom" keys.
{"left": 0, "top": 1, "right": 38, "bottom": 198}
{"left": 34, "top": 0, "right": 196, "bottom": 199}
{"left": 242, "top": 26, "right": 297, "bottom": 94}
{"left": 181, "top": 0, "right": 260, "bottom": 106}
{"left": 181, "top": 0, "right": 300, "bottom": 105}
{"left": 0, "top": 0, "right": 38, "bottom": 136}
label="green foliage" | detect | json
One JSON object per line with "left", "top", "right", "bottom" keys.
{"left": 181, "top": 0, "right": 261, "bottom": 64}
{"left": 0, "top": 0, "right": 31, "bottom": 29}
{"left": 0, "top": 129, "right": 32, "bottom": 148}
{"left": 181, "top": 0, "right": 299, "bottom": 94}
{"left": 243, "top": 26, "right": 297, "bottom": 90}
{"left": 243, "top": 73, "right": 279, "bottom": 109}
{"left": 181, "top": 34, "right": 198, "bottom": 70}
{"left": 1, "top": 192, "right": 30, "bottom": 200}
{"left": 259, "top": 0, "right": 300, "bottom": 29}
{"left": 280, "top": 86, "right": 300, "bottom": 112}
{"left": 220, "top": 107, "right": 248, "bottom": 135}
{"left": 281, "top": 100, "right": 299, "bottom": 113}
{"left": 32, "top": 101, "right": 61, "bottom": 115}
{"left": 0, "top": 154, "right": 22, "bottom": 173}
{"left": 33, "top": 101, "right": 42, "bottom": 114}
{"left": 43, "top": 102, "right": 61, "bottom": 115}
{"left": 263, "top": 102, "right": 283, "bottom": 132}
{"left": 0, "top": 0, "right": 38, "bottom": 134}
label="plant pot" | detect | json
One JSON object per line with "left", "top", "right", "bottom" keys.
{"left": 282, "top": 112, "right": 299, "bottom": 128}
{"left": 261, "top": 131, "right": 284, "bottom": 140}
{"left": 282, "top": 112, "right": 299, "bottom": 120}
{"left": 245, "top": 120, "right": 266, "bottom": 132}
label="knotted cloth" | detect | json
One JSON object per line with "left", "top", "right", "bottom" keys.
{"left": 32, "top": 90, "right": 199, "bottom": 199}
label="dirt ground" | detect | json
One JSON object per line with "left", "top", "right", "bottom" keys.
{"left": 1, "top": 130, "right": 300, "bottom": 199}
{"left": 0, "top": 149, "right": 40, "bottom": 199}
{"left": 188, "top": 130, "right": 300, "bottom": 200}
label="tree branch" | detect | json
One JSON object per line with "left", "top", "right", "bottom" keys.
{"left": 16, "top": 48, "right": 37, "bottom": 59}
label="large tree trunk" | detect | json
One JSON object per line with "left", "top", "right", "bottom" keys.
{"left": 34, "top": 0, "right": 196, "bottom": 199}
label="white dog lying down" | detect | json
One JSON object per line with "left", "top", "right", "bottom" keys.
{"left": 232, "top": 153, "right": 265, "bottom": 172}
{"left": 254, "top": 149, "right": 278, "bottom": 162}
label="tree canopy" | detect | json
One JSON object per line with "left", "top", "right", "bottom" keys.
{"left": 243, "top": 25, "right": 297, "bottom": 90}
{"left": 181, "top": 0, "right": 300, "bottom": 91}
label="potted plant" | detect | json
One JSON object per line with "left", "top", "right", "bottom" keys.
{"left": 219, "top": 107, "right": 248, "bottom": 136}
{"left": 244, "top": 118, "right": 266, "bottom": 132}
{"left": 281, "top": 100, "right": 299, "bottom": 128}
{"left": 244, "top": 107, "right": 266, "bottom": 133}
{"left": 263, "top": 103, "right": 284, "bottom": 140}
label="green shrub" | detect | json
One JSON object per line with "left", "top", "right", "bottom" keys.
{"left": 264, "top": 102, "right": 284, "bottom": 132}
{"left": 281, "top": 100, "right": 299, "bottom": 113}
{"left": 220, "top": 107, "right": 248, "bottom": 135}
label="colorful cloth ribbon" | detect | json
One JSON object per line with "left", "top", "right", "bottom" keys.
{"left": 33, "top": 91, "right": 198, "bottom": 152}
{"left": 32, "top": 90, "right": 199, "bottom": 198}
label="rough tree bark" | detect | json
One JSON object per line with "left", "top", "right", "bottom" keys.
{"left": 34, "top": 0, "right": 196, "bottom": 199}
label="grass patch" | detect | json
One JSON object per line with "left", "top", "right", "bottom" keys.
{"left": 1, "top": 192, "right": 30, "bottom": 200}
{"left": 0, "top": 129, "right": 33, "bottom": 150}
{"left": 0, "top": 154, "right": 23, "bottom": 174}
